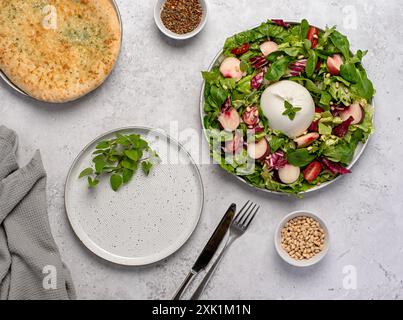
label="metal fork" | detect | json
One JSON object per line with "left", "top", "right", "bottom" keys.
{"left": 190, "top": 201, "right": 259, "bottom": 300}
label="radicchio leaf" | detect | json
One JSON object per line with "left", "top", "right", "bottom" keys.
{"left": 271, "top": 19, "right": 291, "bottom": 28}
{"left": 250, "top": 55, "right": 268, "bottom": 69}
{"left": 251, "top": 71, "right": 264, "bottom": 90}
{"left": 254, "top": 126, "right": 265, "bottom": 133}
{"left": 321, "top": 158, "right": 351, "bottom": 175}
{"left": 222, "top": 96, "right": 231, "bottom": 112}
{"left": 243, "top": 106, "right": 260, "bottom": 127}
{"left": 288, "top": 59, "right": 307, "bottom": 77}
{"left": 333, "top": 116, "right": 354, "bottom": 137}
{"left": 265, "top": 151, "right": 288, "bottom": 171}
{"left": 308, "top": 120, "right": 319, "bottom": 132}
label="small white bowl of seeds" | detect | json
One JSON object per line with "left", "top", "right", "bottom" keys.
{"left": 275, "top": 211, "right": 329, "bottom": 267}
{"left": 154, "top": 0, "right": 208, "bottom": 40}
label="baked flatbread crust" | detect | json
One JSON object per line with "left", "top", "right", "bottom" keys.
{"left": 0, "top": 0, "right": 121, "bottom": 103}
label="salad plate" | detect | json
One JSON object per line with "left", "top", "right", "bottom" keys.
{"left": 65, "top": 127, "right": 204, "bottom": 266}
{"left": 201, "top": 20, "right": 375, "bottom": 196}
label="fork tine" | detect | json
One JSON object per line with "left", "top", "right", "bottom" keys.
{"left": 237, "top": 200, "right": 250, "bottom": 216}
{"left": 234, "top": 201, "right": 253, "bottom": 224}
{"left": 240, "top": 203, "right": 257, "bottom": 225}
{"left": 244, "top": 206, "right": 259, "bottom": 229}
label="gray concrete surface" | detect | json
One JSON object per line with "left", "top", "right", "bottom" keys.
{"left": 1, "top": 0, "right": 402, "bottom": 299}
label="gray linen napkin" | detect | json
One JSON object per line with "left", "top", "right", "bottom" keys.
{"left": 0, "top": 125, "right": 75, "bottom": 300}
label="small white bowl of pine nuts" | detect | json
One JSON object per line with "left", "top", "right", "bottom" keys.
{"left": 275, "top": 211, "right": 329, "bottom": 267}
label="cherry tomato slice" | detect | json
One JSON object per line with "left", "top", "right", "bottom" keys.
{"left": 307, "top": 27, "right": 319, "bottom": 49}
{"left": 231, "top": 43, "right": 250, "bottom": 55}
{"left": 304, "top": 161, "right": 322, "bottom": 183}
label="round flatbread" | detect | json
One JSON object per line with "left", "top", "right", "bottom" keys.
{"left": 0, "top": 0, "right": 121, "bottom": 103}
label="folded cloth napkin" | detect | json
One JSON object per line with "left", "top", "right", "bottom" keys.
{"left": 0, "top": 126, "right": 75, "bottom": 300}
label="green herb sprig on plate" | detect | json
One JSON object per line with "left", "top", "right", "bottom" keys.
{"left": 283, "top": 100, "right": 302, "bottom": 120}
{"left": 79, "top": 134, "right": 159, "bottom": 191}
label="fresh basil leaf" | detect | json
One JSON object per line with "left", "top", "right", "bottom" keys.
{"left": 300, "top": 19, "right": 309, "bottom": 40}
{"left": 202, "top": 68, "right": 221, "bottom": 84}
{"left": 305, "top": 50, "right": 318, "bottom": 78}
{"left": 267, "top": 51, "right": 284, "bottom": 62}
{"left": 290, "top": 77, "right": 322, "bottom": 94}
{"left": 110, "top": 174, "right": 123, "bottom": 192}
{"left": 94, "top": 159, "right": 107, "bottom": 173}
{"left": 319, "top": 26, "right": 335, "bottom": 46}
{"left": 87, "top": 177, "right": 99, "bottom": 188}
{"left": 303, "top": 39, "right": 311, "bottom": 51}
{"left": 340, "top": 63, "right": 359, "bottom": 83}
{"left": 136, "top": 139, "right": 149, "bottom": 150}
{"left": 125, "top": 150, "right": 140, "bottom": 162}
{"left": 265, "top": 57, "right": 290, "bottom": 81}
{"left": 121, "top": 159, "right": 137, "bottom": 170}
{"left": 323, "top": 142, "right": 353, "bottom": 165}
{"left": 287, "top": 149, "right": 316, "bottom": 167}
{"left": 95, "top": 141, "right": 109, "bottom": 149}
{"left": 330, "top": 31, "right": 350, "bottom": 59}
{"left": 236, "top": 75, "right": 252, "bottom": 94}
{"left": 240, "top": 61, "right": 248, "bottom": 72}
{"left": 116, "top": 134, "right": 131, "bottom": 147}
{"left": 304, "top": 79, "right": 322, "bottom": 94}
{"left": 269, "top": 136, "right": 286, "bottom": 152}
{"left": 210, "top": 85, "right": 228, "bottom": 107}
{"left": 141, "top": 161, "right": 153, "bottom": 176}
{"left": 282, "top": 47, "right": 300, "bottom": 57}
{"left": 351, "top": 68, "right": 375, "bottom": 102}
{"left": 81, "top": 134, "right": 159, "bottom": 191}
{"left": 122, "top": 168, "right": 134, "bottom": 184}
{"left": 283, "top": 100, "right": 302, "bottom": 121}
{"left": 79, "top": 168, "right": 94, "bottom": 178}
{"left": 92, "top": 149, "right": 108, "bottom": 155}
{"left": 92, "top": 154, "right": 106, "bottom": 163}
{"left": 319, "top": 91, "right": 332, "bottom": 110}
{"left": 223, "top": 23, "right": 287, "bottom": 53}
{"left": 349, "top": 50, "right": 367, "bottom": 64}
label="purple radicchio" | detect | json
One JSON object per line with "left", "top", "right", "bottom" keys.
{"left": 333, "top": 116, "right": 354, "bottom": 138}
{"left": 288, "top": 59, "right": 307, "bottom": 77}
{"left": 265, "top": 151, "right": 288, "bottom": 171}
{"left": 321, "top": 158, "right": 352, "bottom": 175}
{"left": 271, "top": 19, "right": 291, "bottom": 28}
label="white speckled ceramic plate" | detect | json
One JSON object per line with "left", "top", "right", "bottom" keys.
{"left": 65, "top": 127, "right": 204, "bottom": 266}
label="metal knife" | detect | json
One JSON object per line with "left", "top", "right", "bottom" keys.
{"left": 172, "top": 203, "right": 236, "bottom": 300}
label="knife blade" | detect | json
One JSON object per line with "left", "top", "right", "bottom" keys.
{"left": 172, "top": 203, "right": 236, "bottom": 300}
{"left": 192, "top": 203, "right": 236, "bottom": 272}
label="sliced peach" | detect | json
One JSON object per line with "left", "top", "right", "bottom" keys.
{"left": 219, "top": 57, "right": 245, "bottom": 81}
{"left": 248, "top": 138, "right": 269, "bottom": 160}
{"left": 260, "top": 41, "right": 279, "bottom": 57}
{"left": 340, "top": 102, "right": 363, "bottom": 125}
{"left": 278, "top": 164, "right": 301, "bottom": 184}
{"left": 326, "top": 54, "right": 343, "bottom": 76}
{"left": 224, "top": 132, "right": 244, "bottom": 154}
{"left": 294, "top": 133, "right": 320, "bottom": 148}
{"left": 243, "top": 106, "right": 259, "bottom": 127}
{"left": 218, "top": 108, "right": 241, "bottom": 132}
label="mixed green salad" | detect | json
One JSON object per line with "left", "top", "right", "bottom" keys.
{"left": 202, "top": 19, "right": 375, "bottom": 195}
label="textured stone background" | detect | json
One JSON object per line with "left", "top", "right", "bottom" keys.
{"left": 1, "top": 0, "right": 403, "bottom": 299}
